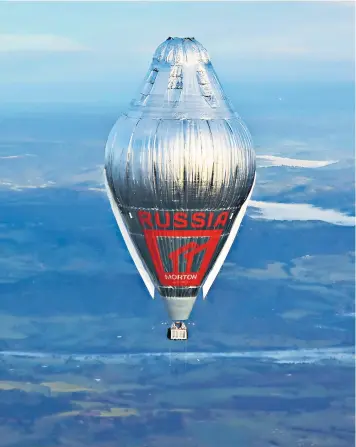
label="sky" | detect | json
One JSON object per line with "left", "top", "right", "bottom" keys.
{"left": 0, "top": 1, "right": 354, "bottom": 102}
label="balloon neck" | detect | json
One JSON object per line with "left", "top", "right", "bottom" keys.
{"left": 161, "top": 295, "right": 197, "bottom": 321}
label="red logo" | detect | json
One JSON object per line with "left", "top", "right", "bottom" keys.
{"left": 143, "top": 229, "right": 222, "bottom": 287}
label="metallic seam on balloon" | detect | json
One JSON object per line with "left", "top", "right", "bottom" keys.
{"left": 202, "top": 174, "right": 256, "bottom": 298}
{"left": 104, "top": 170, "right": 156, "bottom": 299}
{"left": 114, "top": 206, "right": 241, "bottom": 211}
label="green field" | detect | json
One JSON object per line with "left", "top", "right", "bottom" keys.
{"left": 0, "top": 351, "right": 353, "bottom": 447}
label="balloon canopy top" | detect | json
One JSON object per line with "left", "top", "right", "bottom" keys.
{"left": 153, "top": 37, "right": 211, "bottom": 66}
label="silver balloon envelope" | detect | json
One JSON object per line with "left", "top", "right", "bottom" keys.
{"left": 104, "top": 37, "right": 256, "bottom": 321}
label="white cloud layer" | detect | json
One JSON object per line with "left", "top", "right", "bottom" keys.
{"left": 0, "top": 154, "right": 36, "bottom": 159}
{"left": 249, "top": 200, "right": 355, "bottom": 226}
{"left": 257, "top": 155, "right": 338, "bottom": 168}
{"left": 0, "top": 347, "right": 353, "bottom": 366}
{"left": 0, "top": 180, "right": 55, "bottom": 190}
{"left": 1, "top": 176, "right": 354, "bottom": 227}
{"left": 221, "top": 253, "right": 355, "bottom": 287}
{"left": 0, "top": 34, "right": 88, "bottom": 52}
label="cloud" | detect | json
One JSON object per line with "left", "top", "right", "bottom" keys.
{"left": 0, "top": 34, "right": 88, "bottom": 52}
{"left": 1, "top": 179, "right": 354, "bottom": 227}
{"left": 66, "top": 187, "right": 355, "bottom": 227}
{"left": 0, "top": 180, "right": 55, "bottom": 191}
{"left": 340, "top": 312, "right": 356, "bottom": 318}
{"left": 257, "top": 155, "right": 338, "bottom": 168}
{"left": 222, "top": 262, "right": 290, "bottom": 282}
{"left": 221, "top": 253, "right": 355, "bottom": 286}
{"left": 0, "top": 346, "right": 353, "bottom": 366}
{"left": 248, "top": 201, "right": 355, "bottom": 226}
{"left": 0, "top": 154, "right": 36, "bottom": 159}
{"left": 290, "top": 253, "right": 355, "bottom": 285}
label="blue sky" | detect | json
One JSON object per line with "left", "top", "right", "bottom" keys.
{"left": 0, "top": 1, "right": 354, "bottom": 102}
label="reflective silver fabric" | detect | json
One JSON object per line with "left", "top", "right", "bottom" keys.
{"left": 105, "top": 37, "right": 256, "bottom": 306}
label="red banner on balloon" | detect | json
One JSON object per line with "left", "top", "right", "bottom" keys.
{"left": 143, "top": 229, "right": 223, "bottom": 287}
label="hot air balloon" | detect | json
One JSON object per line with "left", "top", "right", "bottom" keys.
{"left": 104, "top": 37, "right": 256, "bottom": 340}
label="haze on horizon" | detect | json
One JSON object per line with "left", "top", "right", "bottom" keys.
{"left": 0, "top": 1, "right": 354, "bottom": 103}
